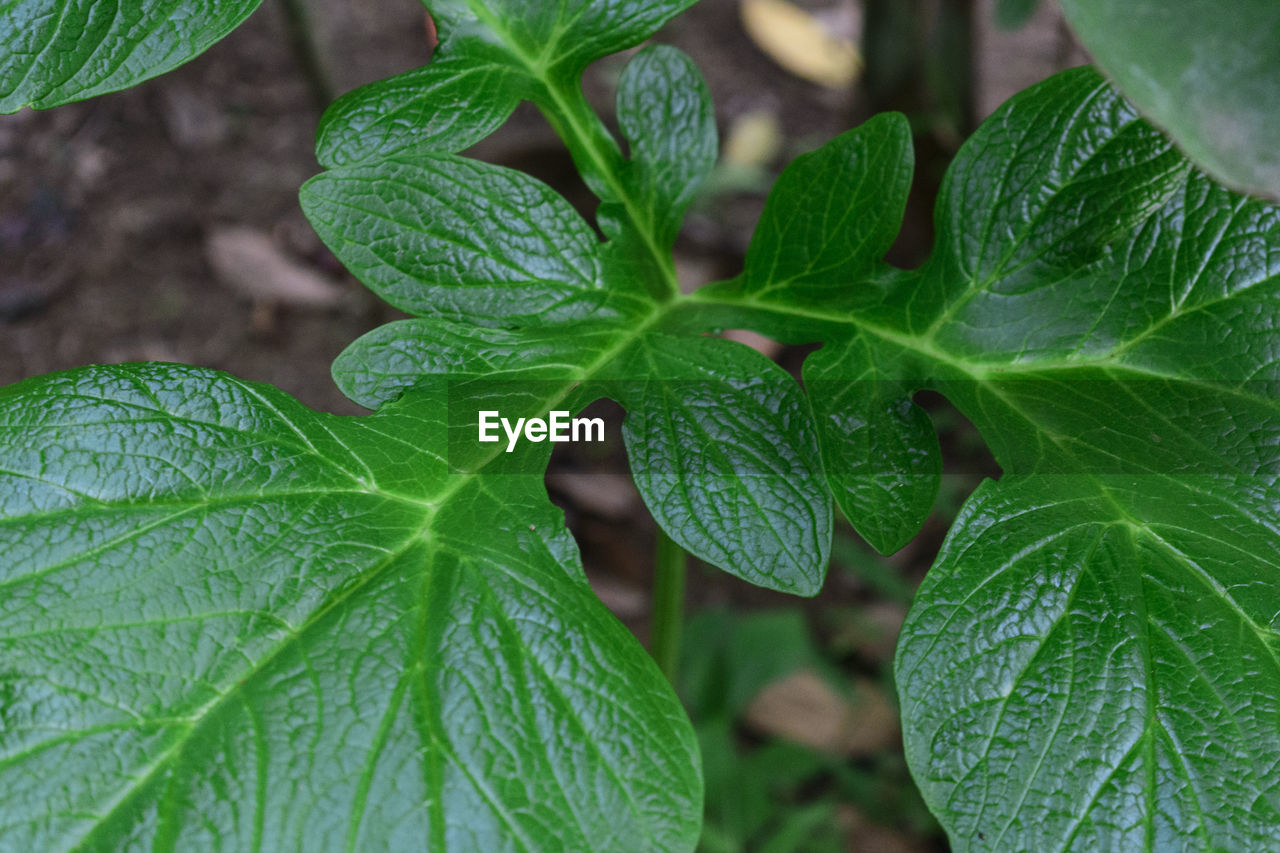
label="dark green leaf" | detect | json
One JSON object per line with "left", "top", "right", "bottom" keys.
{"left": 0, "top": 0, "right": 262, "bottom": 112}
{"left": 301, "top": 155, "right": 636, "bottom": 326}
{"left": 904, "top": 69, "right": 1189, "bottom": 336}
{"left": 316, "top": 54, "right": 532, "bottom": 167}
{"left": 614, "top": 44, "right": 718, "bottom": 251}
{"left": 685, "top": 67, "right": 1280, "bottom": 847}
{"left": 1060, "top": 0, "right": 1280, "bottom": 200}
{"left": 427, "top": 0, "right": 698, "bottom": 77}
{"left": 736, "top": 113, "right": 913, "bottom": 310}
{"left": 802, "top": 342, "right": 940, "bottom": 555}
{"left": 611, "top": 335, "right": 831, "bottom": 596}
{"left": 898, "top": 474, "right": 1280, "bottom": 851}
{"left": 0, "top": 364, "right": 701, "bottom": 851}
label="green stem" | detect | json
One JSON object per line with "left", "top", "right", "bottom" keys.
{"left": 278, "top": 0, "right": 334, "bottom": 113}
{"left": 458, "top": 0, "right": 679, "bottom": 302}
{"left": 650, "top": 528, "right": 687, "bottom": 683}
{"left": 535, "top": 79, "right": 680, "bottom": 302}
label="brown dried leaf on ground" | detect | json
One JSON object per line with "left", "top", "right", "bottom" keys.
{"left": 745, "top": 670, "right": 899, "bottom": 756}
{"left": 205, "top": 225, "right": 346, "bottom": 308}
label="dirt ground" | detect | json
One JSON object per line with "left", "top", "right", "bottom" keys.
{"left": 0, "top": 1, "right": 1086, "bottom": 848}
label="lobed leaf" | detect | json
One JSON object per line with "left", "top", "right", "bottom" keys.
{"left": 308, "top": 22, "right": 1280, "bottom": 848}
{"left": 0, "top": 364, "right": 701, "bottom": 851}
{"left": 680, "top": 67, "right": 1280, "bottom": 848}
{"left": 9, "top": 0, "right": 1273, "bottom": 845}
{"left": 307, "top": 14, "right": 832, "bottom": 595}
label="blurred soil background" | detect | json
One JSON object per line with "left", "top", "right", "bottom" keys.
{"left": 0, "top": 1, "right": 1088, "bottom": 849}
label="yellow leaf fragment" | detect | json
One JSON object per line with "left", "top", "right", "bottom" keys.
{"left": 740, "top": 0, "right": 862, "bottom": 89}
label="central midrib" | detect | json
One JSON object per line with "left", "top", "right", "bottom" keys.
{"left": 459, "top": 0, "right": 679, "bottom": 301}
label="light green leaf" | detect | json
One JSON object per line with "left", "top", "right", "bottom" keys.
{"left": 0, "top": 0, "right": 262, "bottom": 112}
{"left": 1060, "top": 0, "right": 1280, "bottom": 201}
{"left": 0, "top": 364, "right": 701, "bottom": 852}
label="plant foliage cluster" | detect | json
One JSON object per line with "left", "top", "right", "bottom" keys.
{"left": 1, "top": 0, "right": 1278, "bottom": 850}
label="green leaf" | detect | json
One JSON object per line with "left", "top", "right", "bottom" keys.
{"left": 301, "top": 154, "right": 638, "bottom": 326}
{"left": 891, "top": 78, "right": 1280, "bottom": 847}
{"left": 334, "top": 321, "right": 833, "bottom": 595}
{"left": 611, "top": 335, "right": 831, "bottom": 596}
{"left": 694, "top": 115, "right": 930, "bottom": 554}
{"left": 0, "top": 0, "right": 263, "bottom": 112}
{"left": 897, "top": 474, "right": 1280, "bottom": 851}
{"left": 905, "top": 69, "right": 1190, "bottom": 335}
{"left": 0, "top": 364, "right": 700, "bottom": 851}
{"left": 5, "top": 0, "right": 1276, "bottom": 844}
{"left": 315, "top": 54, "right": 533, "bottom": 167}
{"left": 1060, "top": 0, "right": 1280, "bottom": 201}
{"left": 305, "top": 5, "right": 835, "bottom": 595}
{"left": 679, "top": 67, "right": 1280, "bottom": 847}
{"left": 311, "top": 29, "right": 1280, "bottom": 847}
{"left": 802, "top": 341, "right": 941, "bottom": 555}
{"left": 613, "top": 44, "right": 718, "bottom": 252}
{"left": 331, "top": 317, "right": 622, "bottom": 410}
{"left": 427, "top": 0, "right": 697, "bottom": 77}
{"left": 736, "top": 114, "right": 912, "bottom": 311}
{"left": 887, "top": 81, "right": 1280, "bottom": 845}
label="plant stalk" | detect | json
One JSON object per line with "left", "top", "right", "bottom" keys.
{"left": 278, "top": 0, "right": 335, "bottom": 113}
{"left": 650, "top": 528, "right": 687, "bottom": 684}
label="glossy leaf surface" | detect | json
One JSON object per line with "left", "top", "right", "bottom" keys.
{"left": 612, "top": 335, "right": 831, "bottom": 596}
{"left": 313, "top": 20, "right": 832, "bottom": 595}
{"left": 1060, "top": 0, "right": 1280, "bottom": 200}
{"left": 302, "top": 154, "right": 626, "bottom": 326}
{"left": 4, "top": 0, "right": 1277, "bottom": 845}
{"left": 0, "top": 0, "right": 262, "bottom": 111}
{"left": 0, "top": 365, "right": 700, "bottom": 851}
{"left": 680, "top": 68, "right": 1280, "bottom": 848}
